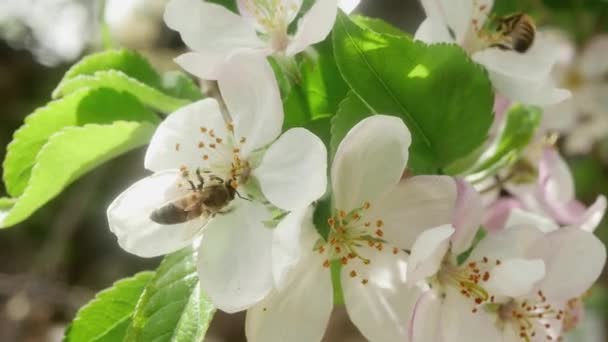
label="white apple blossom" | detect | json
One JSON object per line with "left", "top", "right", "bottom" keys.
{"left": 163, "top": 0, "right": 339, "bottom": 80}
{"left": 543, "top": 33, "right": 608, "bottom": 154}
{"left": 409, "top": 206, "right": 606, "bottom": 342}
{"left": 415, "top": 0, "right": 570, "bottom": 106}
{"left": 246, "top": 115, "right": 458, "bottom": 342}
{"left": 107, "top": 53, "right": 327, "bottom": 313}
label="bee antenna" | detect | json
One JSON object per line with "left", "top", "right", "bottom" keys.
{"left": 235, "top": 190, "right": 251, "bottom": 201}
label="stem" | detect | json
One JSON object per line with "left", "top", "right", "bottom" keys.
{"left": 98, "top": 0, "right": 115, "bottom": 50}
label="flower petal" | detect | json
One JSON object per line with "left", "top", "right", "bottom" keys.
{"left": 579, "top": 35, "right": 608, "bottom": 79}
{"left": 483, "top": 198, "right": 523, "bottom": 232}
{"left": 341, "top": 245, "right": 420, "bottom": 342}
{"left": 504, "top": 208, "right": 558, "bottom": 233}
{"left": 451, "top": 179, "right": 483, "bottom": 254}
{"left": 286, "top": 0, "right": 338, "bottom": 56}
{"left": 254, "top": 128, "right": 327, "bottom": 211}
{"left": 407, "top": 225, "right": 455, "bottom": 284}
{"left": 529, "top": 227, "right": 606, "bottom": 301}
{"left": 484, "top": 258, "right": 545, "bottom": 298}
{"left": 218, "top": 52, "right": 283, "bottom": 156}
{"left": 237, "top": 0, "right": 303, "bottom": 33}
{"left": 418, "top": 0, "right": 475, "bottom": 43}
{"left": 409, "top": 290, "right": 442, "bottom": 342}
{"left": 174, "top": 52, "right": 229, "bottom": 81}
{"left": 414, "top": 17, "right": 455, "bottom": 43}
{"left": 470, "top": 226, "right": 544, "bottom": 262}
{"left": 198, "top": 200, "right": 274, "bottom": 313}
{"left": 164, "top": 0, "right": 264, "bottom": 78}
{"left": 440, "top": 286, "right": 502, "bottom": 342}
{"left": 486, "top": 71, "right": 571, "bottom": 106}
{"left": 332, "top": 115, "right": 411, "bottom": 211}
{"left": 339, "top": 0, "right": 360, "bottom": 14}
{"left": 367, "top": 176, "right": 457, "bottom": 250}
{"left": 246, "top": 251, "right": 332, "bottom": 342}
{"left": 271, "top": 206, "right": 315, "bottom": 288}
{"left": 577, "top": 195, "right": 607, "bottom": 233}
{"left": 107, "top": 170, "right": 204, "bottom": 257}
{"left": 144, "top": 99, "right": 231, "bottom": 174}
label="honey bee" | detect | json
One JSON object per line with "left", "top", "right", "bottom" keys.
{"left": 150, "top": 169, "right": 244, "bottom": 225}
{"left": 491, "top": 13, "right": 536, "bottom": 53}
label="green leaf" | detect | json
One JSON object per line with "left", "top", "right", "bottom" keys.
{"left": 330, "top": 91, "right": 372, "bottom": 158}
{"left": 126, "top": 248, "right": 216, "bottom": 342}
{"left": 65, "top": 272, "right": 155, "bottom": 342}
{"left": 2, "top": 88, "right": 159, "bottom": 197}
{"left": 283, "top": 37, "right": 349, "bottom": 134}
{"left": 352, "top": 15, "right": 410, "bottom": 38}
{"left": 1, "top": 120, "right": 156, "bottom": 228}
{"left": 161, "top": 71, "right": 204, "bottom": 102}
{"left": 54, "top": 71, "right": 193, "bottom": 113}
{"left": 468, "top": 105, "right": 542, "bottom": 181}
{"left": 333, "top": 12, "right": 494, "bottom": 173}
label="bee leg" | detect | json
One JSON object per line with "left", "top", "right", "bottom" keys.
{"left": 187, "top": 180, "right": 197, "bottom": 191}
{"left": 209, "top": 175, "right": 225, "bottom": 184}
{"left": 218, "top": 207, "right": 235, "bottom": 215}
{"left": 195, "top": 168, "right": 205, "bottom": 190}
{"left": 235, "top": 189, "right": 251, "bottom": 201}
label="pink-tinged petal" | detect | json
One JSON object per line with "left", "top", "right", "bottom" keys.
{"left": 529, "top": 227, "right": 606, "bottom": 301}
{"left": 144, "top": 99, "right": 231, "bottom": 174}
{"left": 332, "top": 115, "right": 411, "bottom": 211}
{"left": 237, "top": 0, "right": 303, "bottom": 33}
{"left": 367, "top": 176, "right": 457, "bottom": 250}
{"left": 407, "top": 225, "right": 454, "bottom": 284}
{"left": 504, "top": 208, "right": 558, "bottom": 233}
{"left": 489, "top": 95, "right": 511, "bottom": 137}
{"left": 418, "top": 0, "right": 475, "bottom": 43}
{"left": 254, "top": 128, "right": 327, "bottom": 211}
{"left": 271, "top": 206, "right": 315, "bottom": 288}
{"left": 218, "top": 53, "right": 283, "bottom": 156}
{"left": 484, "top": 258, "right": 545, "bottom": 298}
{"left": 246, "top": 251, "right": 332, "bottom": 342}
{"left": 107, "top": 170, "right": 205, "bottom": 257}
{"left": 341, "top": 245, "right": 420, "bottom": 342}
{"left": 164, "top": 0, "right": 264, "bottom": 77}
{"left": 414, "top": 18, "right": 454, "bottom": 43}
{"left": 577, "top": 195, "right": 607, "bottom": 233}
{"left": 286, "top": 0, "right": 338, "bottom": 56}
{"left": 471, "top": 226, "right": 544, "bottom": 261}
{"left": 440, "top": 287, "right": 502, "bottom": 341}
{"left": 579, "top": 35, "right": 608, "bottom": 80}
{"left": 198, "top": 200, "right": 274, "bottom": 313}
{"left": 409, "top": 290, "right": 442, "bottom": 342}
{"left": 483, "top": 198, "right": 523, "bottom": 232}
{"left": 451, "top": 179, "right": 483, "bottom": 254}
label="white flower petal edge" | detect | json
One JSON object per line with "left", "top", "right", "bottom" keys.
{"left": 341, "top": 246, "right": 420, "bottom": 342}
{"left": 407, "top": 225, "right": 454, "bottom": 284}
{"left": 451, "top": 178, "right": 483, "bottom": 254}
{"left": 107, "top": 170, "right": 205, "bottom": 257}
{"left": 217, "top": 53, "right": 284, "bottom": 155}
{"left": 246, "top": 251, "right": 333, "bottom": 342}
{"left": 483, "top": 258, "right": 545, "bottom": 298}
{"left": 197, "top": 200, "right": 274, "bottom": 313}
{"left": 254, "top": 128, "right": 327, "bottom": 211}
{"left": 286, "top": 0, "right": 338, "bottom": 56}
{"left": 332, "top": 115, "right": 411, "bottom": 211}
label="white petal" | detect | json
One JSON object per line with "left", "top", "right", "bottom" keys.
{"left": 254, "top": 128, "right": 327, "bottom": 211}
{"left": 529, "top": 227, "right": 606, "bottom": 301}
{"left": 409, "top": 290, "right": 442, "bottom": 342}
{"left": 144, "top": 99, "right": 231, "bottom": 174}
{"left": 418, "top": 0, "right": 475, "bottom": 43}
{"left": 286, "top": 0, "right": 338, "bottom": 56}
{"left": 174, "top": 51, "right": 232, "bottom": 81}
{"left": 164, "top": 0, "right": 264, "bottom": 74}
{"left": 218, "top": 53, "right": 283, "bottom": 156}
{"left": 451, "top": 179, "right": 483, "bottom": 254}
{"left": 414, "top": 17, "right": 455, "bottom": 43}
{"left": 237, "top": 0, "right": 303, "bottom": 33}
{"left": 579, "top": 35, "right": 608, "bottom": 79}
{"left": 484, "top": 258, "right": 545, "bottom": 298}
{"left": 486, "top": 71, "right": 571, "bottom": 106}
{"left": 504, "top": 208, "right": 559, "bottom": 233}
{"left": 271, "top": 206, "right": 314, "bottom": 288}
{"left": 577, "top": 195, "right": 607, "bottom": 233}
{"left": 367, "top": 176, "right": 457, "bottom": 250}
{"left": 107, "top": 171, "right": 205, "bottom": 257}
{"left": 339, "top": 0, "right": 360, "bottom": 14}
{"left": 198, "top": 200, "right": 274, "bottom": 313}
{"left": 470, "top": 226, "right": 544, "bottom": 262}
{"left": 246, "top": 251, "right": 332, "bottom": 342}
{"left": 539, "top": 147, "right": 575, "bottom": 204}
{"left": 407, "top": 225, "right": 455, "bottom": 284}
{"left": 341, "top": 245, "right": 420, "bottom": 342}
{"left": 332, "top": 115, "right": 411, "bottom": 211}
{"left": 440, "top": 286, "right": 502, "bottom": 342}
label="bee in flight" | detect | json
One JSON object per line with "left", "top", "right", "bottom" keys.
{"left": 490, "top": 13, "right": 536, "bottom": 53}
{"left": 150, "top": 169, "right": 246, "bottom": 225}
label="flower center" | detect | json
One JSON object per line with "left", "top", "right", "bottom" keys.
{"left": 497, "top": 293, "right": 564, "bottom": 341}
{"left": 439, "top": 256, "right": 501, "bottom": 313}
{"left": 241, "top": 0, "right": 294, "bottom": 51}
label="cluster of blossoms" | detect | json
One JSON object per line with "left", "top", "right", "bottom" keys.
{"left": 106, "top": 0, "right": 607, "bottom": 341}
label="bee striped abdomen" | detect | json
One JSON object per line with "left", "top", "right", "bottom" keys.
{"left": 150, "top": 203, "right": 190, "bottom": 225}
{"left": 512, "top": 19, "right": 535, "bottom": 53}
